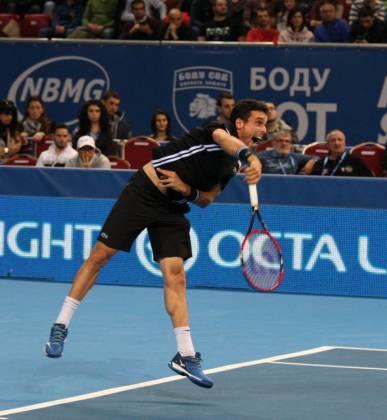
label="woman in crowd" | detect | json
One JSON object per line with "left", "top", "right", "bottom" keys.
{"left": 149, "top": 110, "right": 176, "bottom": 143}
{"left": 0, "top": 100, "right": 23, "bottom": 162}
{"left": 278, "top": 6, "right": 314, "bottom": 42}
{"left": 73, "top": 99, "right": 115, "bottom": 156}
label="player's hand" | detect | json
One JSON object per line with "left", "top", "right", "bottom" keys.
{"left": 244, "top": 154, "right": 262, "bottom": 184}
{"left": 156, "top": 168, "right": 190, "bottom": 195}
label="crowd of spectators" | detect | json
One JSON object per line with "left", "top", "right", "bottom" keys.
{"left": 1, "top": 0, "right": 387, "bottom": 43}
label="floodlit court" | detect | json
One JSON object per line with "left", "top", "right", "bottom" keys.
{"left": 2, "top": 279, "right": 387, "bottom": 419}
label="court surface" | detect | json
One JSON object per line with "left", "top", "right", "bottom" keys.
{"left": 2, "top": 279, "right": 387, "bottom": 419}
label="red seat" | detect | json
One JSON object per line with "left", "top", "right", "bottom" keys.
{"left": 5, "top": 154, "right": 37, "bottom": 166}
{"left": 124, "top": 136, "right": 160, "bottom": 169}
{"left": 350, "top": 142, "right": 385, "bottom": 177}
{"left": 20, "top": 14, "right": 51, "bottom": 37}
{"left": 107, "top": 155, "right": 131, "bottom": 169}
{"left": 255, "top": 139, "right": 272, "bottom": 152}
{"left": 35, "top": 134, "right": 54, "bottom": 157}
{"left": 302, "top": 142, "right": 330, "bottom": 158}
{"left": 0, "top": 13, "right": 20, "bottom": 37}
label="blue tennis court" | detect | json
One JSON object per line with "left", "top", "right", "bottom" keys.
{"left": 2, "top": 279, "right": 387, "bottom": 419}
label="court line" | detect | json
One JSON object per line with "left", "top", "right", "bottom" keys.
{"left": 271, "top": 361, "right": 387, "bottom": 372}
{"left": 0, "top": 346, "right": 333, "bottom": 417}
{"left": 333, "top": 346, "right": 387, "bottom": 352}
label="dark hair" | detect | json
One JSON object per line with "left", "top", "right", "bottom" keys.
{"left": 0, "top": 99, "right": 17, "bottom": 116}
{"left": 217, "top": 92, "right": 234, "bottom": 107}
{"left": 287, "top": 6, "right": 307, "bottom": 30}
{"left": 23, "top": 95, "right": 51, "bottom": 133}
{"left": 53, "top": 123, "right": 69, "bottom": 132}
{"left": 101, "top": 90, "right": 121, "bottom": 101}
{"left": 131, "top": 0, "right": 145, "bottom": 9}
{"left": 358, "top": 6, "right": 374, "bottom": 19}
{"left": 151, "top": 110, "right": 172, "bottom": 137}
{"left": 76, "top": 99, "right": 112, "bottom": 139}
{"left": 0, "top": 99, "right": 19, "bottom": 136}
{"left": 230, "top": 99, "right": 268, "bottom": 124}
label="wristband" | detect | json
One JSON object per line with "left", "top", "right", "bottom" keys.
{"left": 237, "top": 147, "right": 253, "bottom": 165}
{"left": 187, "top": 188, "right": 199, "bottom": 202}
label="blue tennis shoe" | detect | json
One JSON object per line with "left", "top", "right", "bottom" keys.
{"left": 168, "top": 352, "right": 213, "bottom": 388}
{"left": 45, "top": 323, "right": 68, "bottom": 358}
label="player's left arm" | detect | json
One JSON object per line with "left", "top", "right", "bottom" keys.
{"left": 156, "top": 167, "right": 222, "bottom": 208}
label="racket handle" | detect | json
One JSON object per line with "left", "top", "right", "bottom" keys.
{"left": 248, "top": 184, "right": 259, "bottom": 210}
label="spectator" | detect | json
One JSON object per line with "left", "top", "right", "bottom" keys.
{"left": 149, "top": 110, "right": 177, "bottom": 143}
{"left": 197, "top": 0, "right": 246, "bottom": 41}
{"left": 246, "top": 7, "right": 279, "bottom": 42}
{"left": 314, "top": 1, "right": 351, "bottom": 43}
{"left": 39, "top": 0, "right": 84, "bottom": 38}
{"left": 308, "top": 129, "right": 373, "bottom": 176}
{"left": 350, "top": 6, "right": 387, "bottom": 43}
{"left": 101, "top": 90, "right": 132, "bottom": 141}
{"left": 349, "top": 0, "right": 385, "bottom": 24}
{"left": 20, "top": 96, "right": 52, "bottom": 154}
{"left": 73, "top": 99, "right": 114, "bottom": 156}
{"left": 275, "top": 0, "right": 297, "bottom": 32}
{"left": 257, "top": 129, "right": 314, "bottom": 174}
{"left": 381, "top": 146, "right": 387, "bottom": 177}
{"left": 309, "top": 0, "right": 351, "bottom": 30}
{"left": 36, "top": 123, "right": 77, "bottom": 167}
{"left": 0, "top": 100, "right": 23, "bottom": 162}
{"left": 160, "top": 8, "right": 195, "bottom": 40}
{"left": 119, "top": 0, "right": 160, "bottom": 40}
{"left": 66, "top": 135, "right": 111, "bottom": 168}
{"left": 190, "top": 0, "right": 214, "bottom": 35}
{"left": 279, "top": 6, "right": 314, "bottom": 42}
{"left": 264, "top": 101, "right": 299, "bottom": 143}
{"left": 67, "top": 0, "right": 118, "bottom": 39}
{"left": 216, "top": 92, "right": 235, "bottom": 124}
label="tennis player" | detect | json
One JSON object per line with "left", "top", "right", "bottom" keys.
{"left": 45, "top": 99, "right": 268, "bottom": 388}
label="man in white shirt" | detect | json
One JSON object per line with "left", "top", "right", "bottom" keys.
{"left": 36, "top": 124, "right": 77, "bottom": 167}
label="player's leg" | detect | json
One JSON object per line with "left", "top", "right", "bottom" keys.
{"left": 45, "top": 242, "right": 117, "bottom": 358}
{"left": 160, "top": 258, "right": 213, "bottom": 389}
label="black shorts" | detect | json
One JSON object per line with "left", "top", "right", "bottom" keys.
{"left": 98, "top": 169, "right": 192, "bottom": 261}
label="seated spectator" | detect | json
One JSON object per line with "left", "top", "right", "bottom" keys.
{"left": 246, "top": 7, "right": 279, "bottom": 43}
{"left": 36, "top": 123, "right": 77, "bottom": 167}
{"left": 264, "top": 101, "right": 299, "bottom": 143}
{"left": 20, "top": 96, "right": 52, "bottom": 153}
{"left": 307, "top": 129, "right": 373, "bottom": 176}
{"left": 349, "top": 0, "right": 385, "bottom": 24}
{"left": 279, "top": 7, "right": 314, "bottom": 42}
{"left": 381, "top": 146, "right": 387, "bottom": 177}
{"left": 0, "top": 100, "right": 23, "bottom": 163}
{"left": 149, "top": 110, "right": 177, "bottom": 143}
{"left": 314, "top": 1, "right": 351, "bottom": 43}
{"left": 160, "top": 8, "right": 195, "bottom": 40}
{"left": 350, "top": 6, "right": 387, "bottom": 43}
{"left": 73, "top": 99, "right": 115, "bottom": 156}
{"left": 66, "top": 135, "right": 111, "bottom": 168}
{"left": 257, "top": 130, "right": 314, "bottom": 174}
{"left": 39, "top": 0, "right": 84, "bottom": 38}
{"left": 309, "top": 0, "right": 351, "bottom": 30}
{"left": 67, "top": 0, "right": 118, "bottom": 39}
{"left": 275, "top": 0, "right": 297, "bottom": 32}
{"left": 190, "top": 0, "right": 214, "bottom": 36}
{"left": 216, "top": 92, "right": 235, "bottom": 124}
{"left": 101, "top": 90, "right": 132, "bottom": 140}
{"left": 119, "top": 0, "right": 160, "bottom": 40}
{"left": 197, "top": 0, "right": 246, "bottom": 41}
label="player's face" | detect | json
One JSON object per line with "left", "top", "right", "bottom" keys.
{"left": 87, "top": 105, "right": 101, "bottom": 123}
{"left": 54, "top": 128, "right": 70, "bottom": 149}
{"left": 27, "top": 100, "right": 44, "bottom": 121}
{"left": 238, "top": 110, "right": 267, "bottom": 144}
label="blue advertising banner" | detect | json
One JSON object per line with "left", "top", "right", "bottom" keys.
{"left": 0, "top": 195, "right": 386, "bottom": 297}
{"left": 0, "top": 40, "right": 386, "bottom": 145}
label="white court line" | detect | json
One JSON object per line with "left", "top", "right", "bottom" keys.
{"left": 333, "top": 346, "right": 387, "bottom": 352}
{"left": 0, "top": 346, "right": 333, "bottom": 417}
{"left": 271, "top": 361, "right": 387, "bottom": 372}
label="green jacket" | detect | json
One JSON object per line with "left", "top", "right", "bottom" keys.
{"left": 82, "top": 0, "right": 119, "bottom": 27}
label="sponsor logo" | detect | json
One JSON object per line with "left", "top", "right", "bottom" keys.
{"left": 172, "top": 66, "right": 233, "bottom": 132}
{"left": 8, "top": 56, "right": 110, "bottom": 126}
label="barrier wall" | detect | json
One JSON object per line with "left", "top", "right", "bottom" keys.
{"left": 0, "top": 40, "right": 386, "bottom": 145}
{"left": 0, "top": 167, "right": 386, "bottom": 297}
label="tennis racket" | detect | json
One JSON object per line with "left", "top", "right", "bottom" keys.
{"left": 240, "top": 184, "right": 284, "bottom": 292}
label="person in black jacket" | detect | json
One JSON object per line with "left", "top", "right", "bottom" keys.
{"left": 101, "top": 90, "right": 132, "bottom": 141}
{"left": 350, "top": 6, "right": 387, "bottom": 44}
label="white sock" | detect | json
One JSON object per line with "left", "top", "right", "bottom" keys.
{"left": 174, "top": 326, "right": 195, "bottom": 357}
{"left": 55, "top": 296, "right": 80, "bottom": 328}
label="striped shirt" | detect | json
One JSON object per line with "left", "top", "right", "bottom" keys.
{"left": 349, "top": 0, "right": 386, "bottom": 23}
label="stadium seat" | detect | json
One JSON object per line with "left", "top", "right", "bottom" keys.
{"left": 5, "top": 154, "right": 37, "bottom": 166}
{"left": 350, "top": 142, "right": 385, "bottom": 177}
{"left": 20, "top": 14, "right": 51, "bottom": 38}
{"left": 302, "top": 142, "right": 330, "bottom": 158}
{"left": 107, "top": 155, "right": 131, "bottom": 169}
{"left": 0, "top": 13, "right": 20, "bottom": 37}
{"left": 35, "top": 135, "right": 54, "bottom": 157}
{"left": 124, "top": 136, "right": 160, "bottom": 169}
{"left": 255, "top": 139, "right": 272, "bottom": 152}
